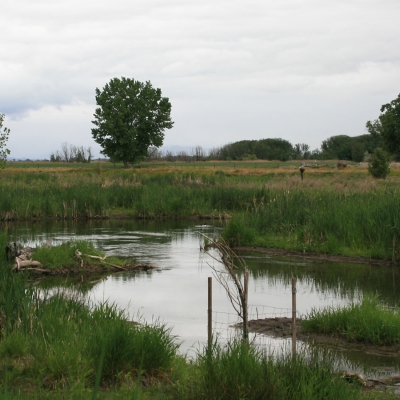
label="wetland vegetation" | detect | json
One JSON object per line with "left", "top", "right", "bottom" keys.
{"left": 2, "top": 161, "right": 400, "bottom": 262}
{"left": 1, "top": 162, "right": 400, "bottom": 398}
{"left": 0, "top": 237, "right": 396, "bottom": 399}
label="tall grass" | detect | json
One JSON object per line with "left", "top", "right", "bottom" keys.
{"left": 0, "top": 230, "right": 390, "bottom": 398}
{"left": 222, "top": 186, "right": 400, "bottom": 261}
{"left": 302, "top": 295, "right": 400, "bottom": 345}
{"left": 0, "top": 231, "right": 180, "bottom": 393}
{"left": 33, "top": 240, "right": 104, "bottom": 269}
{"left": 178, "top": 340, "right": 362, "bottom": 400}
{"left": 2, "top": 168, "right": 400, "bottom": 259}
{"left": 0, "top": 294, "right": 179, "bottom": 392}
{"left": 0, "top": 231, "right": 34, "bottom": 336}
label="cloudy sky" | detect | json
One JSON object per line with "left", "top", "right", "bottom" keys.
{"left": 1, "top": 0, "right": 399, "bottom": 160}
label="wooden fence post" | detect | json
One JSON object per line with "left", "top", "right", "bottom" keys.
{"left": 292, "top": 278, "right": 297, "bottom": 359}
{"left": 208, "top": 277, "right": 212, "bottom": 349}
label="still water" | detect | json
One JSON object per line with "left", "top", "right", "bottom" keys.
{"left": 5, "top": 218, "right": 400, "bottom": 378}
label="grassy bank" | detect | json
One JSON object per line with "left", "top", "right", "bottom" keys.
{"left": 221, "top": 184, "right": 400, "bottom": 261}
{"left": 2, "top": 163, "right": 400, "bottom": 261}
{"left": 0, "top": 233, "right": 397, "bottom": 399}
{"left": 302, "top": 295, "right": 400, "bottom": 345}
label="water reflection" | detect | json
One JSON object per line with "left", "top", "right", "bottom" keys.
{"left": 3, "top": 219, "right": 400, "bottom": 378}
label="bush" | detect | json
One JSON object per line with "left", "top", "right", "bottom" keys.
{"left": 368, "top": 148, "right": 390, "bottom": 179}
{"left": 221, "top": 218, "right": 256, "bottom": 247}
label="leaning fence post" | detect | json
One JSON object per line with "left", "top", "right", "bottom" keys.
{"left": 208, "top": 277, "right": 212, "bottom": 349}
{"left": 292, "top": 278, "right": 297, "bottom": 359}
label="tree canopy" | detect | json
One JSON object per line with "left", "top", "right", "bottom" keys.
{"left": 319, "top": 134, "right": 381, "bottom": 161}
{"left": 92, "top": 77, "right": 173, "bottom": 167}
{"left": 0, "top": 114, "right": 10, "bottom": 168}
{"left": 367, "top": 93, "right": 400, "bottom": 160}
{"left": 218, "top": 138, "right": 294, "bottom": 161}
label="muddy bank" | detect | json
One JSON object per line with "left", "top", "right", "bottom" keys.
{"left": 236, "top": 317, "right": 400, "bottom": 358}
{"left": 234, "top": 246, "right": 394, "bottom": 267}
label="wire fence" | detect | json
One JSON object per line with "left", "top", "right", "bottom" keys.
{"left": 207, "top": 277, "right": 298, "bottom": 356}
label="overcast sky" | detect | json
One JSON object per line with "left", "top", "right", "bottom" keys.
{"left": 1, "top": 0, "right": 399, "bottom": 160}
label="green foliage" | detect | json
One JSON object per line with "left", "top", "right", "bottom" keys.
{"left": 33, "top": 240, "right": 102, "bottom": 269}
{"left": 303, "top": 294, "right": 400, "bottom": 345}
{"left": 367, "top": 93, "right": 400, "bottom": 159}
{"left": 320, "top": 134, "right": 381, "bottom": 161}
{"left": 321, "top": 135, "right": 353, "bottom": 160}
{"left": 219, "top": 138, "right": 293, "bottom": 161}
{"left": 368, "top": 147, "right": 390, "bottom": 179}
{"left": 0, "top": 289, "right": 179, "bottom": 393}
{"left": 221, "top": 218, "right": 256, "bottom": 246}
{"left": 0, "top": 231, "right": 34, "bottom": 336}
{"left": 88, "top": 304, "right": 179, "bottom": 383}
{"left": 221, "top": 185, "right": 400, "bottom": 260}
{"left": 292, "top": 143, "right": 311, "bottom": 160}
{"left": 0, "top": 113, "right": 11, "bottom": 169}
{"left": 183, "top": 340, "right": 360, "bottom": 400}
{"left": 351, "top": 141, "right": 365, "bottom": 162}
{"left": 92, "top": 77, "right": 174, "bottom": 167}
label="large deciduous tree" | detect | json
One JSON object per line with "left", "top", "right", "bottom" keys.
{"left": 92, "top": 77, "right": 173, "bottom": 167}
{"left": 0, "top": 114, "right": 10, "bottom": 168}
{"left": 367, "top": 93, "right": 400, "bottom": 160}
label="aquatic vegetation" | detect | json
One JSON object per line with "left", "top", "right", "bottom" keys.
{"left": 1, "top": 165, "right": 400, "bottom": 261}
{"left": 303, "top": 295, "right": 400, "bottom": 345}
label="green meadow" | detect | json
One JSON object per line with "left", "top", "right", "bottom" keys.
{"left": 1, "top": 161, "right": 400, "bottom": 262}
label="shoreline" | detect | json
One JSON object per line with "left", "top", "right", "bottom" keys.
{"left": 233, "top": 246, "right": 394, "bottom": 267}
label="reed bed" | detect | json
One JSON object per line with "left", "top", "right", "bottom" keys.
{"left": 0, "top": 232, "right": 395, "bottom": 399}
{"left": 222, "top": 185, "right": 400, "bottom": 261}
{"left": 174, "top": 340, "right": 363, "bottom": 400}
{"left": 302, "top": 295, "right": 400, "bottom": 345}
{"left": 2, "top": 168, "right": 400, "bottom": 261}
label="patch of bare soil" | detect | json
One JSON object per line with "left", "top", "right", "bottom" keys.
{"left": 233, "top": 246, "right": 393, "bottom": 267}
{"left": 240, "top": 317, "right": 400, "bottom": 357}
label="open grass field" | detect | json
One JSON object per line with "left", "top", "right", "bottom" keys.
{"left": 2, "top": 160, "right": 400, "bottom": 262}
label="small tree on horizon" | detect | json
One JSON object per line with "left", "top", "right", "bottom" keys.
{"left": 368, "top": 148, "right": 390, "bottom": 179}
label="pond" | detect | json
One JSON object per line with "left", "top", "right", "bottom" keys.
{"left": 4, "top": 218, "right": 400, "bottom": 379}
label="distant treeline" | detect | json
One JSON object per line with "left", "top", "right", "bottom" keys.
{"left": 47, "top": 134, "right": 383, "bottom": 164}
{"left": 148, "top": 134, "right": 383, "bottom": 162}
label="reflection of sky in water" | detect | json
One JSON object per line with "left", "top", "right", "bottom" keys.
{"left": 5, "top": 219, "right": 400, "bottom": 377}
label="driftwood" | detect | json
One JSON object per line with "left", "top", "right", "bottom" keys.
{"left": 13, "top": 258, "right": 43, "bottom": 271}
{"left": 100, "top": 260, "right": 126, "bottom": 270}
{"left": 341, "top": 371, "right": 367, "bottom": 386}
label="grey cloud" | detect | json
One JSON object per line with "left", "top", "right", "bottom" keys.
{"left": 1, "top": 0, "right": 400, "bottom": 158}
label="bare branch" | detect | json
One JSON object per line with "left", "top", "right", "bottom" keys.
{"left": 200, "top": 233, "right": 248, "bottom": 337}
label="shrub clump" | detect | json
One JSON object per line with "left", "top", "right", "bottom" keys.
{"left": 368, "top": 147, "right": 390, "bottom": 179}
